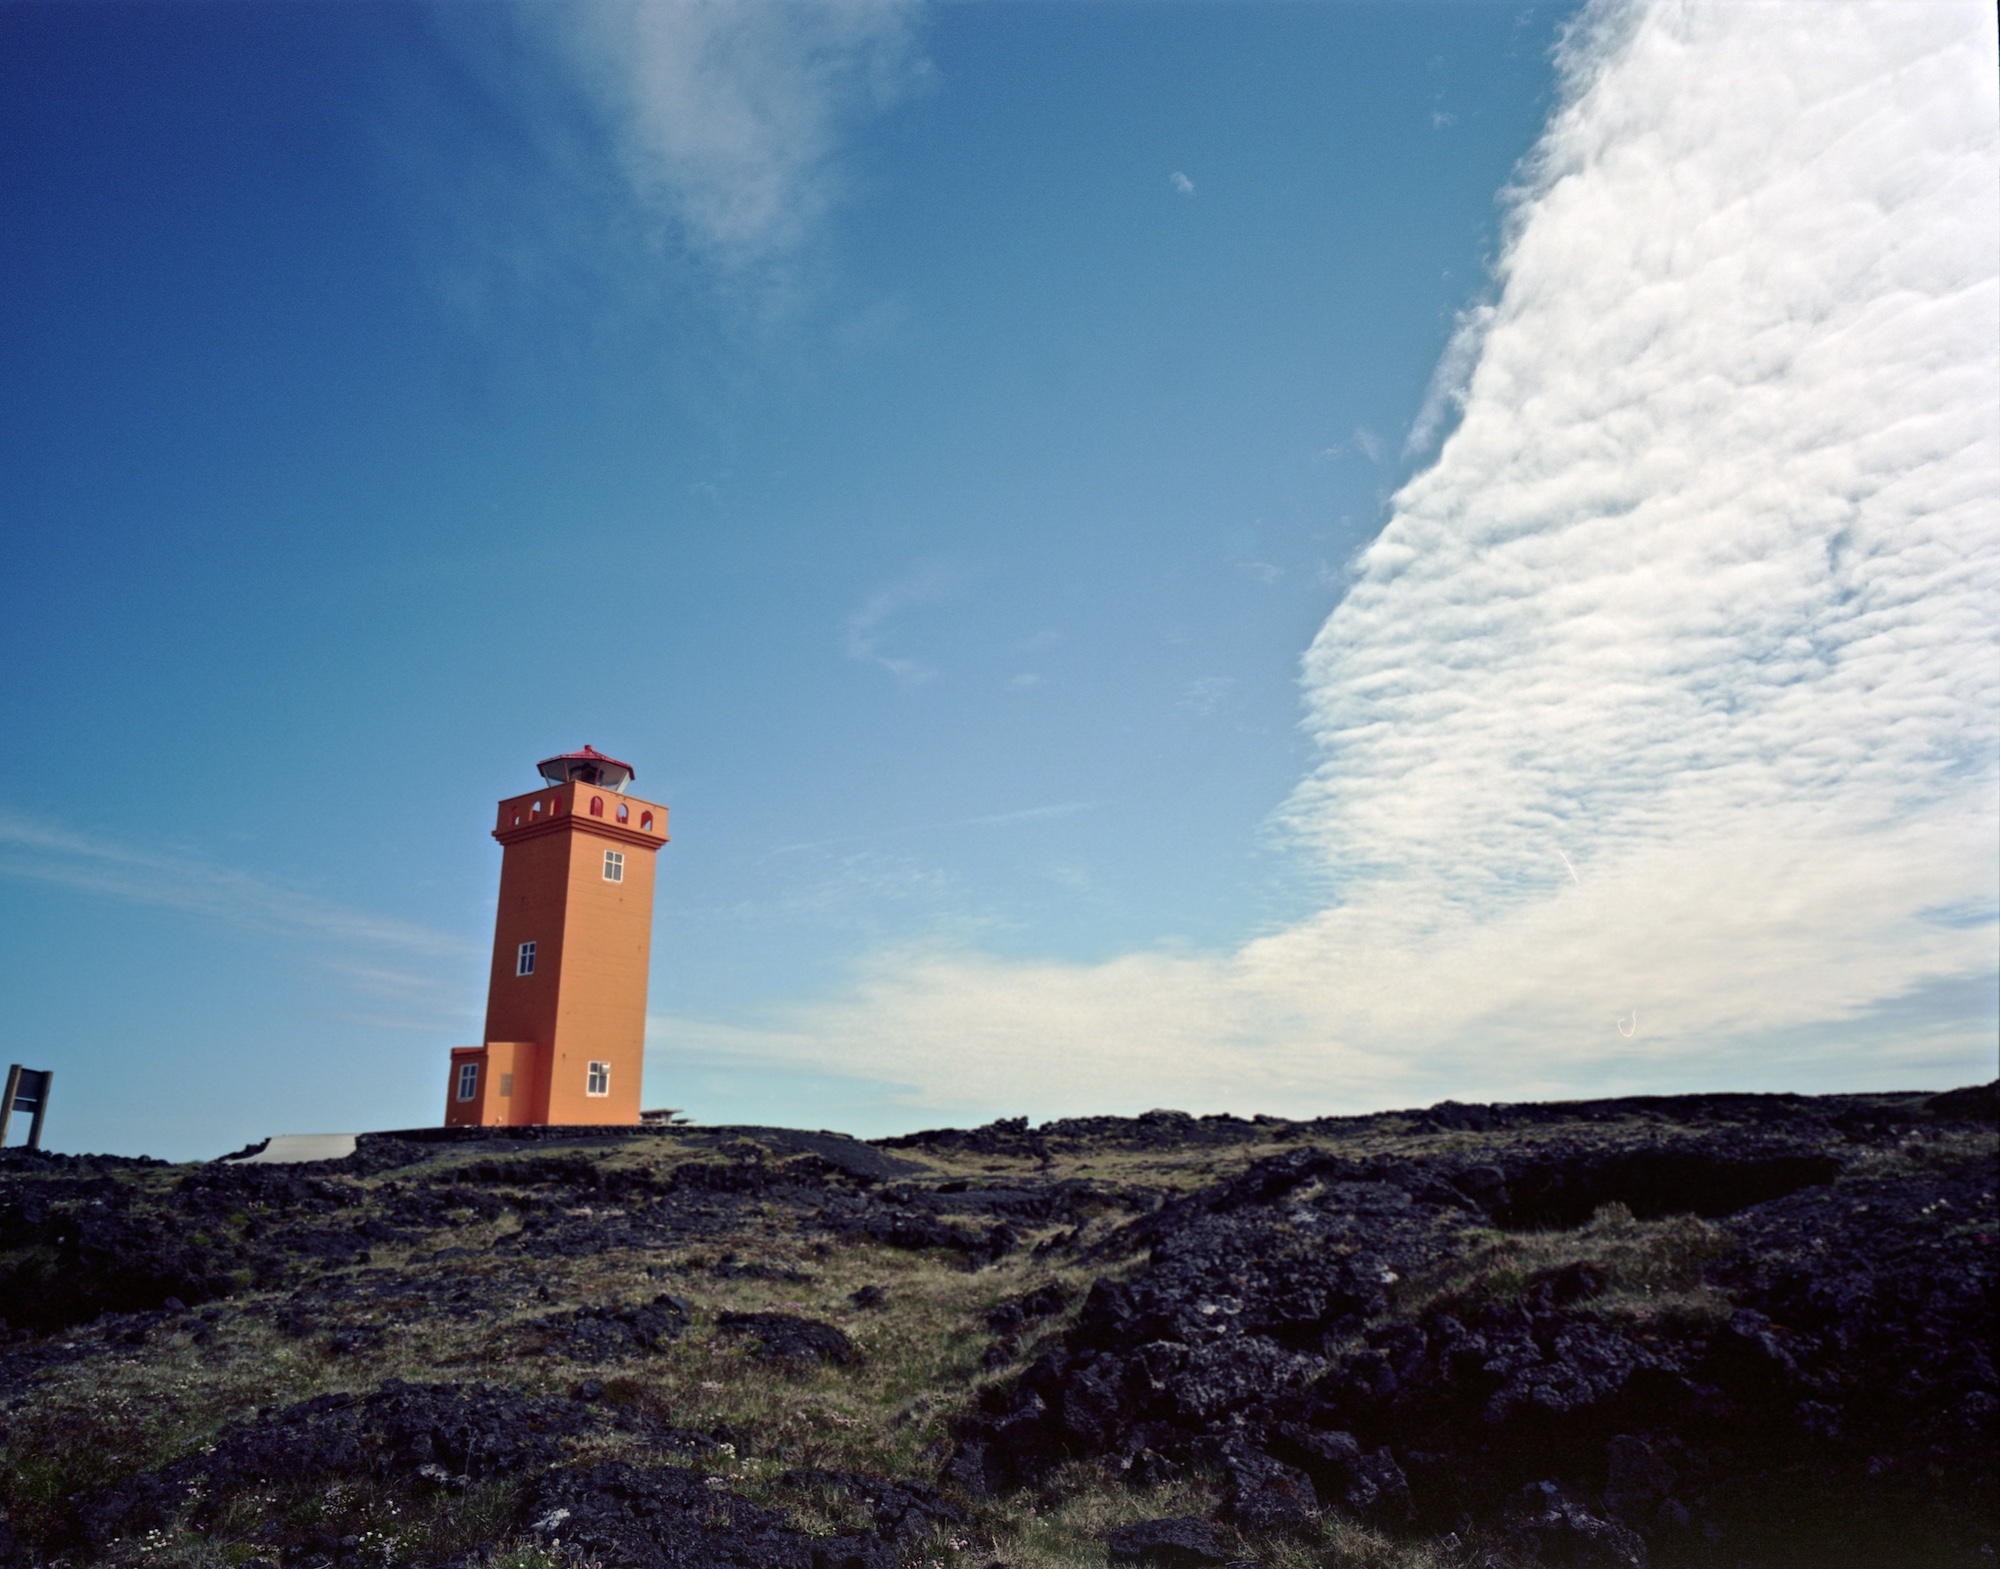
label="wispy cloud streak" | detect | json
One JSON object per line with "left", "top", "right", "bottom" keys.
{"left": 1403, "top": 303, "right": 1492, "bottom": 458}
{"left": 843, "top": 563, "right": 954, "bottom": 682}
{"left": 530, "top": 0, "right": 926, "bottom": 271}
{"left": 768, "top": 803, "right": 1096, "bottom": 858}
{"left": 0, "top": 813, "right": 470, "bottom": 960}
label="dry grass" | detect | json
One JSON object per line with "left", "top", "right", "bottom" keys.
{"left": 0, "top": 1215, "right": 1106, "bottom": 1565}
{"left": 1836, "top": 1124, "right": 1996, "bottom": 1182}
{"left": 11, "top": 1108, "right": 1942, "bottom": 1566}
{"left": 495, "top": 1235, "right": 1106, "bottom": 1484}
{"left": 1393, "top": 1202, "right": 1736, "bottom": 1326}
{"left": 0, "top": 1126, "right": 1403, "bottom": 1566}
{"left": 944, "top": 1461, "right": 1467, "bottom": 1569}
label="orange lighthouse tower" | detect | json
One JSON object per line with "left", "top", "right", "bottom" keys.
{"left": 445, "top": 747, "right": 668, "bottom": 1128}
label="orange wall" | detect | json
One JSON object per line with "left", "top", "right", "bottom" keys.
{"left": 444, "top": 1042, "right": 542, "bottom": 1126}
{"left": 483, "top": 832, "right": 570, "bottom": 1079}
{"left": 472, "top": 780, "right": 666, "bottom": 1127}
{"left": 444, "top": 1046, "right": 487, "bottom": 1127}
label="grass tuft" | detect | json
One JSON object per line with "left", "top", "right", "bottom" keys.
{"left": 1396, "top": 1201, "right": 1735, "bottom": 1325}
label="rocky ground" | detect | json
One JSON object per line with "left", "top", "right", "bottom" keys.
{"left": 0, "top": 1086, "right": 1991, "bottom": 1569}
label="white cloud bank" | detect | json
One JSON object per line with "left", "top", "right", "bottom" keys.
{"left": 656, "top": 0, "right": 2000, "bottom": 1119}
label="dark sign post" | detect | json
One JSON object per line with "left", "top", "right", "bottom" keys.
{"left": 0, "top": 1066, "right": 53, "bottom": 1151}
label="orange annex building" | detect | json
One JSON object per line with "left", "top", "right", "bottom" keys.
{"left": 445, "top": 747, "right": 668, "bottom": 1127}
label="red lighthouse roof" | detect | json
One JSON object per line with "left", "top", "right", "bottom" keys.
{"left": 537, "top": 745, "right": 635, "bottom": 791}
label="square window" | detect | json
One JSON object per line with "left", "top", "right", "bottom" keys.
{"left": 603, "top": 850, "right": 625, "bottom": 883}
{"left": 455, "top": 1062, "right": 479, "bottom": 1102}
{"left": 516, "top": 941, "right": 537, "bottom": 976}
{"left": 586, "top": 1061, "right": 610, "bottom": 1096}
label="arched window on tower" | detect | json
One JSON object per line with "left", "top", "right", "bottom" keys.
{"left": 640, "top": 811, "right": 653, "bottom": 831}
{"left": 590, "top": 796, "right": 604, "bottom": 817}
{"left": 616, "top": 803, "right": 629, "bottom": 822}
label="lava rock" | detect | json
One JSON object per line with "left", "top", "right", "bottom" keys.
{"left": 781, "top": 1469, "right": 969, "bottom": 1544}
{"left": 1601, "top": 1435, "right": 1676, "bottom": 1524}
{"left": 1199, "top": 1442, "right": 1319, "bottom": 1533}
{"left": 1106, "top": 1516, "right": 1235, "bottom": 1566}
{"left": 524, "top": 1460, "right": 895, "bottom": 1569}
{"left": 718, "top": 1311, "right": 858, "bottom": 1364}
{"left": 1268, "top": 1426, "right": 1412, "bottom": 1526}
{"left": 71, "top": 1381, "right": 597, "bottom": 1552}
{"left": 984, "top": 1281, "right": 1073, "bottom": 1335}
{"left": 1499, "top": 1480, "right": 1648, "bottom": 1568}
{"left": 535, "top": 1293, "right": 692, "bottom": 1361}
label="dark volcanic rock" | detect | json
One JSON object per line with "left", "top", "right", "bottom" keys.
{"left": 0, "top": 1161, "right": 462, "bottom": 1333}
{"left": 1106, "top": 1515, "right": 1235, "bottom": 1565}
{"left": 1038, "top": 1110, "right": 1268, "bottom": 1152}
{"left": 952, "top": 1112, "right": 1998, "bottom": 1565}
{"left": 0, "top": 1188, "right": 243, "bottom": 1329}
{"left": 1925, "top": 1082, "right": 1999, "bottom": 1123}
{"left": 982, "top": 1280, "right": 1074, "bottom": 1368}
{"left": 781, "top": 1469, "right": 969, "bottom": 1544}
{"left": 1483, "top": 1146, "right": 1839, "bottom": 1230}
{"left": 1204, "top": 1439, "right": 1319, "bottom": 1532}
{"left": 6, "top": 1083, "right": 1993, "bottom": 1569}
{"left": 718, "top": 1311, "right": 858, "bottom": 1364}
{"left": 523, "top": 1461, "right": 914, "bottom": 1569}
{"left": 710, "top": 1254, "right": 817, "bottom": 1283}
{"left": 534, "top": 1293, "right": 694, "bottom": 1361}
{"left": 879, "top": 1116, "right": 1051, "bottom": 1163}
{"left": 984, "top": 1280, "right": 1074, "bottom": 1335}
{"left": 1266, "top": 1426, "right": 1412, "bottom": 1527}
{"left": 75, "top": 1381, "right": 598, "bottom": 1550}
{"left": 813, "top": 1187, "right": 1029, "bottom": 1266}
{"left": 1498, "top": 1480, "right": 1648, "bottom": 1568}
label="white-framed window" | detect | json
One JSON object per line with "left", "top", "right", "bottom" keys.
{"left": 586, "top": 1061, "right": 610, "bottom": 1096}
{"left": 603, "top": 850, "right": 625, "bottom": 883}
{"left": 455, "top": 1062, "right": 479, "bottom": 1102}
{"left": 517, "top": 940, "right": 537, "bottom": 976}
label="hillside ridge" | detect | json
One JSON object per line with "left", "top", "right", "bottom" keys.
{"left": 1, "top": 1083, "right": 1992, "bottom": 1567}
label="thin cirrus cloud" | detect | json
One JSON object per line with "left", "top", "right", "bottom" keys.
{"left": 1179, "top": 677, "right": 1236, "bottom": 718}
{"left": 0, "top": 813, "right": 470, "bottom": 963}
{"left": 843, "top": 562, "right": 955, "bottom": 683}
{"left": 766, "top": 802, "right": 1095, "bottom": 859}
{"left": 1402, "top": 303, "right": 1493, "bottom": 459}
{"left": 526, "top": 0, "right": 927, "bottom": 271}
{"left": 657, "top": 0, "right": 2000, "bottom": 1121}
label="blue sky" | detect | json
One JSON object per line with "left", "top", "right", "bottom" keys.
{"left": 2, "top": 1, "right": 1994, "bottom": 1160}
